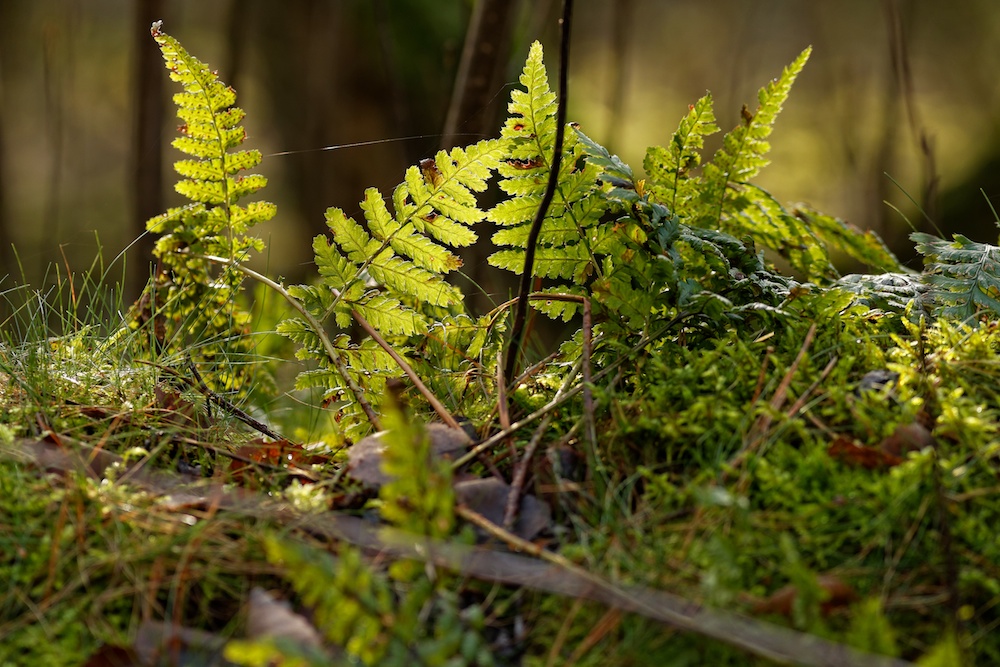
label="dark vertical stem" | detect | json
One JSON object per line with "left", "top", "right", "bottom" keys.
{"left": 129, "top": 0, "right": 166, "bottom": 300}
{"left": 503, "top": 0, "right": 573, "bottom": 383}
{"left": 440, "top": 0, "right": 520, "bottom": 315}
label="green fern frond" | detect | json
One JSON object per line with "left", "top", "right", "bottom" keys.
{"left": 700, "top": 46, "right": 811, "bottom": 223}
{"left": 835, "top": 272, "right": 928, "bottom": 314}
{"left": 913, "top": 232, "right": 1000, "bottom": 323}
{"left": 643, "top": 93, "right": 719, "bottom": 210}
{"left": 488, "top": 42, "right": 609, "bottom": 323}
{"left": 149, "top": 23, "right": 275, "bottom": 258}
{"left": 793, "top": 205, "right": 904, "bottom": 273}
{"left": 731, "top": 183, "right": 833, "bottom": 280}
{"left": 279, "top": 139, "right": 504, "bottom": 433}
{"left": 132, "top": 23, "right": 276, "bottom": 397}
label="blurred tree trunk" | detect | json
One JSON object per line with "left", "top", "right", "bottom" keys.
{"left": 0, "top": 43, "right": 10, "bottom": 280}
{"left": 128, "top": 0, "right": 166, "bottom": 300}
{"left": 440, "top": 0, "right": 518, "bottom": 149}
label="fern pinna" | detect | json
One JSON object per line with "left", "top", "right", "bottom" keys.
{"left": 137, "top": 23, "right": 274, "bottom": 393}
{"left": 913, "top": 231, "right": 1000, "bottom": 323}
{"left": 642, "top": 47, "right": 898, "bottom": 283}
{"left": 277, "top": 141, "right": 506, "bottom": 436}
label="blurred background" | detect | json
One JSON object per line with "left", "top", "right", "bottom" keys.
{"left": 2, "top": 0, "right": 1000, "bottom": 309}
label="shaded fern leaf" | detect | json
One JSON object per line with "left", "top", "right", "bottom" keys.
{"left": 912, "top": 232, "right": 1000, "bottom": 323}
{"left": 835, "top": 272, "right": 929, "bottom": 314}
{"left": 793, "top": 205, "right": 903, "bottom": 273}
{"left": 731, "top": 183, "right": 833, "bottom": 280}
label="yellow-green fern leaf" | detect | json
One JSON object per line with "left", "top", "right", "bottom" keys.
{"left": 700, "top": 47, "right": 811, "bottom": 224}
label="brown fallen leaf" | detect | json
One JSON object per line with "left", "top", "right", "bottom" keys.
{"left": 827, "top": 436, "right": 902, "bottom": 469}
{"left": 878, "top": 422, "right": 935, "bottom": 458}
{"left": 753, "top": 574, "right": 858, "bottom": 617}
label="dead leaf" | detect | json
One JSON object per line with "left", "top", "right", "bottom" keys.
{"left": 878, "top": 422, "right": 934, "bottom": 458}
{"left": 246, "top": 587, "right": 325, "bottom": 649}
{"left": 752, "top": 574, "right": 858, "bottom": 616}
{"left": 828, "top": 436, "right": 902, "bottom": 469}
{"left": 80, "top": 645, "right": 142, "bottom": 667}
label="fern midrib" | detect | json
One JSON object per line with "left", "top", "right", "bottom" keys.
{"left": 324, "top": 160, "right": 476, "bottom": 321}
{"left": 962, "top": 247, "right": 997, "bottom": 309}
{"left": 184, "top": 52, "right": 235, "bottom": 262}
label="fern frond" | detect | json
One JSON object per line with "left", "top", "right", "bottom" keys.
{"left": 700, "top": 47, "right": 811, "bottom": 224}
{"left": 835, "top": 272, "right": 928, "bottom": 314}
{"left": 913, "top": 232, "right": 1000, "bottom": 323}
{"left": 279, "top": 138, "right": 504, "bottom": 433}
{"left": 732, "top": 183, "right": 834, "bottom": 280}
{"left": 644, "top": 93, "right": 719, "bottom": 210}
{"left": 793, "top": 205, "right": 904, "bottom": 273}
{"left": 129, "top": 23, "right": 276, "bottom": 397}
{"left": 488, "top": 42, "right": 608, "bottom": 317}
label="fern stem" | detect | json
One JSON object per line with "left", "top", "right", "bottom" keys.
{"left": 195, "top": 253, "right": 382, "bottom": 430}
{"left": 504, "top": 0, "right": 574, "bottom": 382}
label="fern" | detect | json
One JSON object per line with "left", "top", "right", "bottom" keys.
{"left": 699, "top": 48, "right": 812, "bottom": 213}
{"left": 638, "top": 48, "right": 840, "bottom": 282}
{"left": 133, "top": 22, "right": 275, "bottom": 394}
{"left": 488, "top": 42, "right": 633, "bottom": 324}
{"left": 913, "top": 232, "right": 1000, "bottom": 323}
{"left": 792, "top": 205, "right": 902, "bottom": 273}
{"left": 834, "top": 272, "right": 928, "bottom": 315}
{"left": 277, "top": 142, "right": 506, "bottom": 435}
{"left": 643, "top": 93, "right": 719, "bottom": 212}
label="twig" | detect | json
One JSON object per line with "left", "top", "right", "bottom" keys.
{"left": 581, "top": 295, "right": 600, "bottom": 480}
{"left": 737, "top": 323, "right": 816, "bottom": 461}
{"left": 504, "top": 0, "right": 574, "bottom": 381}
{"left": 496, "top": 348, "right": 517, "bottom": 463}
{"left": 785, "top": 355, "right": 838, "bottom": 417}
{"left": 143, "top": 358, "right": 288, "bottom": 443}
{"left": 454, "top": 313, "right": 691, "bottom": 470}
{"left": 503, "top": 413, "right": 553, "bottom": 530}
{"left": 203, "top": 251, "right": 465, "bottom": 434}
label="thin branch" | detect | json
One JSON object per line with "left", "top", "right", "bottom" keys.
{"left": 581, "top": 295, "right": 600, "bottom": 479}
{"left": 504, "top": 0, "right": 574, "bottom": 381}
{"left": 503, "top": 413, "right": 552, "bottom": 530}
{"left": 142, "top": 357, "right": 289, "bottom": 443}
{"left": 455, "top": 312, "right": 690, "bottom": 470}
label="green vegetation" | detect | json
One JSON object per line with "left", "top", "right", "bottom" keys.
{"left": 2, "top": 19, "right": 1000, "bottom": 667}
